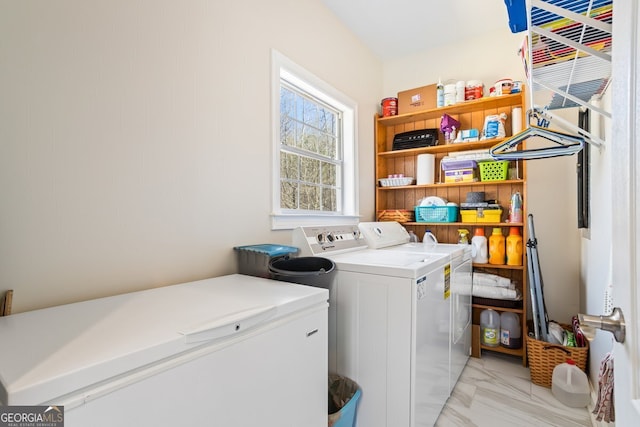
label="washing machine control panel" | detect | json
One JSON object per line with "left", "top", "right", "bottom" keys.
{"left": 292, "top": 225, "right": 366, "bottom": 256}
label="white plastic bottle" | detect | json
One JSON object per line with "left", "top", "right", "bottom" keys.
{"left": 436, "top": 78, "right": 444, "bottom": 108}
{"left": 552, "top": 360, "right": 590, "bottom": 407}
{"left": 471, "top": 228, "right": 488, "bottom": 264}
{"left": 408, "top": 230, "right": 419, "bottom": 243}
{"left": 422, "top": 230, "right": 438, "bottom": 247}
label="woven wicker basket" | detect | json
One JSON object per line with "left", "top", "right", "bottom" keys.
{"left": 376, "top": 209, "right": 414, "bottom": 223}
{"left": 526, "top": 326, "right": 589, "bottom": 388}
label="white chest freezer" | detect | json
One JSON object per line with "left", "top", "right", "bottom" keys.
{"left": 0, "top": 274, "right": 329, "bottom": 427}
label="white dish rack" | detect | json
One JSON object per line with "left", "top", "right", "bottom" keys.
{"left": 379, "top": 177, "right": 413, "bottom": 187}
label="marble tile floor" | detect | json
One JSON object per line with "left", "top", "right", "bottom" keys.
{"left": 436, "top": 352, "right": 592, "bottom": 427}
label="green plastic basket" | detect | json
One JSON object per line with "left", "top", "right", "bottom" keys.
{"left": 479, "top": 161, "right": 509, "bottom": 181}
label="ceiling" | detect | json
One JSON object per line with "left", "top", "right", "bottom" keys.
{"left": 321, "top": 0, "right": 512, "bottom": 61}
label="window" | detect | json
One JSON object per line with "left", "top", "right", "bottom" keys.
{"left": 271, "top": 50, "right": 359, "bottom": 230}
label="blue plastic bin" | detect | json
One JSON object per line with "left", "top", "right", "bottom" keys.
{"left": 504, "top": 0, "right": 527, "bottom": 33}
{"left": 328, "top": 375, "right": 361, "bottom": 427}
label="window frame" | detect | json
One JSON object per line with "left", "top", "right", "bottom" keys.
{"left": 270, "top": 50, "right": 359, "bottom": 230}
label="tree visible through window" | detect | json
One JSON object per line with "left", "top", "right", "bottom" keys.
{"left": 271, "top": 50, "right": 358, "bottom": 230}
{"left": 279, "top": 82, "right": 341, "bottom": 212}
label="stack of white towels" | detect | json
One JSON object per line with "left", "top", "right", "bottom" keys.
{"left": 472, "top": 272, "right": 521, "bottom": 300}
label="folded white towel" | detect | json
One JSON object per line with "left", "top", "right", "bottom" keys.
{"left": 473, "top": 272, "right": 512, "bottom": 288}
{"left": 472, "top": 284, "right": 520, "bottom": 300}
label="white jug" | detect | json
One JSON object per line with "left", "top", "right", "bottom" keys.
{"left": 552, "top": 360, "right": 590, "bottom": 407}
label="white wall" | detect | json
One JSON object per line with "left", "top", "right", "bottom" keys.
{"left": 0, "top": 0, "right": 381, "bottom": 312}
{"left": 383, "top": 29, "right": 526, "bottom": 98}
{"left": 580, "top": 92, "right": 613, "bottom": 383}
{"left": 383, "top": 28, "right": 583, "bottom": 324}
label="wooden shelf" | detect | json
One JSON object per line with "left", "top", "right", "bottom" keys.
{"left": 377, "top": 92, "right": 524, "bottom": 126}
{"left": 473, "top": 263, "right": 525, "bottom": 270}
{"left": 403, "top": 222, "right": 524, "bottom": 228}
{"left": 377, "top": 139, "right": 505, "bottom": 158}
{"left": 472, "top": 304, "right": 524, "bottom": 314}
{"left": 375, "top": 89, "right": 529, "bottom": 365}
{"left": 377, "top": 179, "right": 525, "bottom": 189}
{"left": 480, "top": 344, "right": 524, "bottom": 357}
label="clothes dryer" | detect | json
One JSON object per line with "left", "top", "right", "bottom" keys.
{"left": 293, "top": 225, "right": 452, "bottom": 427}
{"left": 358, "top": 221, "right": 473, "bottom": 395}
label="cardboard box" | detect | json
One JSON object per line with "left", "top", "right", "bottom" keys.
{"left": 397, "top": 84, "right": 437, "bottom": 115}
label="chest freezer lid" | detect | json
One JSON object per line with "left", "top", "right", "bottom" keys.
{"left": 0, "top": 274, "right": 327, "bottom": 406}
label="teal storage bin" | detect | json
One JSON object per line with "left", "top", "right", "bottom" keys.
{"left": 328, "top": 375, "right": 361, "bottom": 427}
{"left": 234, "top": 244, "right": 298, "bottom": 278}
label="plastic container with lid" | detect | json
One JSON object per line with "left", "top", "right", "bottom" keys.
{"left": 444, "top": 84, "right": 457, "bottom": 106}
{"left": 500, "top": 312, "right": 521, "bottom": 349}
{"left": 489, "top": 228, "right": 506, "bottom": 265}
{"left": 480, "top": 309, "right": 500, "bottom": 347}
{"left": 455, "top": 80, "right": 466, "bottom": 103}
{"left": 234, "top": 244, "right": 299, "bottom": 278}
{"left": 551, "top": 360, "right": 590, "bottom": 407}
{"left": 494, "top": 78, "right": 514, "bottom": 96}
{"left": 465, "top": 80, "right": 483, "bottom": 100}
{"left": 471, "top": 228, "right": 489, "bottom": 264}
{"left": 381, "top": 97, "right": 398, "bottom": 117}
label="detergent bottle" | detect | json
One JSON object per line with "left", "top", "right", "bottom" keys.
{"left": 471, "top": 228, "right": 488, "bottom": 264}
{"left": 423, "top": 230, "right": 438, "bottom": 247}
{"left": 489, "top": 228, "right": 506, "bottom": 265}
{"left": 457, "top": 229, "right": 470, "bottom": 245}
{"left": 506, "top": 227, "right": 523, "bottom": 266}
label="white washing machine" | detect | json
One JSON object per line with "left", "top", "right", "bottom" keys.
{"left": 292, "top": 225, "right": 453, "bottom": 427}
{"left": 357, "top": 221, "right": 473, "bottom": 396}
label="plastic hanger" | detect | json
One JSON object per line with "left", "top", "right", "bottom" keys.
{"left": 489, "top": 109, "right": 586, "bottom": 160}
{"left": 490, "top": 124, "right": 585, "bottom": 160}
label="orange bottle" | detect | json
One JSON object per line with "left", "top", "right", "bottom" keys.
{"left": 506, "top": 227, "right": 523, "bottom": 266}
{"left": 488, "top": 228, "right": 505, "bottom": 265}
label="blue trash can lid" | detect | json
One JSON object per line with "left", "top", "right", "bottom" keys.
{"left": 233, "top": 244, "right": 299, "bottom": 257}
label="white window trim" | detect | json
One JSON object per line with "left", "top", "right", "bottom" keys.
{"left": 270, "top": 49, "right": 359, "bottom": 230}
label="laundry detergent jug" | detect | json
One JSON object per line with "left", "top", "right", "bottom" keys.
{"left": 471, "top": 228, "right": 488, "bottom": 264}
{"left": 480, "top": 309, "right": 500, "bottom": 347}
{"left": 489, "top": 228, "right": 505, "bottom": 265}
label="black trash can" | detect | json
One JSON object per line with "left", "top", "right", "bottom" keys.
{"left": 268, "top": 256, "right": 336, "bottom": 289}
